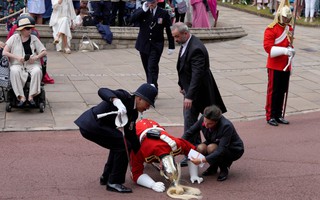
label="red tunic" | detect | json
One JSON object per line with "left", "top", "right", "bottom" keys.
{"left": 130, "top": 119, "right": 195, "bottom": 182}
{"left": 263, "top": 23, "right": 293, "bottom": 71}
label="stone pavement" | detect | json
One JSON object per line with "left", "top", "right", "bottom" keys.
{"left": 0, "top": 6, "right": 320, "bottom": 131}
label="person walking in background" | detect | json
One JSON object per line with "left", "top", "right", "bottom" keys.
{"left": 190, "top": 0, "right": 210, "bottom": 28}
{"left": 131, "top": 0, "right": 175, "bottom": 90}
{"left": 74, "top": 83, "right": 158, "bottom": 193}
{"left": 90, "top": 0, "right": 112, "bottom": 25}
{"left": 184, "top": 105, "right": 244, "bottom": 182}
{"left": 304, "top": 0, "right": 316, "bottom": 22}
{"left": 27, "top": 0, "right": 46, "bottom": 24}
{"left": 171, "top": 22, "right": 226, "bottom": 166}
{"left": 49, "top": 0, "right": 76, "bottom": 54}
{"left": 263, "top": 0, "right": 295, "bottom": 126}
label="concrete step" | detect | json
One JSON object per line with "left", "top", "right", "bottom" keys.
{"left": 0, "top": 24, "right": 247, "bottom": 51}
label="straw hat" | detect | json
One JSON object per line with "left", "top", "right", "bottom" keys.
{"left": 16, "top": 15, "right": 35, "bottom": 31}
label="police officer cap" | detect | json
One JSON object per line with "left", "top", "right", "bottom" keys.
{"left": 133, "top": 83, "right": 158, "bottom": 107}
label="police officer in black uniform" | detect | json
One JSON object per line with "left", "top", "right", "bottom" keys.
{"left": 131, "top": 0, "right": 175, "bottom": 90}
{"left": 74, "top": 83, "right": 158, "bottom": 193}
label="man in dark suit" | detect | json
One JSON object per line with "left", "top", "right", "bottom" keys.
{"left": 131, "top": 0, "right": 175, "bottom": 90}
{"left": 171, "top": 22, "right": 227, "bottom": 166}
{"left": 74, "top": 83, "right": 158, "bottom": 193}
{"left": 184, "top": 105, "right": 244, "bottom": 181}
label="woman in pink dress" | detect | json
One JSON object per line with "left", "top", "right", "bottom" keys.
{"left": 208, "top": 0, "right": 218, "bottom": 27}
{"left": 190, "top": 0, "right": 210, "bottom": 28}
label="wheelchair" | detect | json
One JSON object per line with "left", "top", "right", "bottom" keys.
{"left": 5, "top": 56, "right": 47, "bottom": 113}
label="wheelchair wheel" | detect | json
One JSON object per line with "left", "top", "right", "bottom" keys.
{"left": 39, "top": 102, "right": 45, "bottom": 113}
{"left": 6, "top": 103, "right": 12, "bottom": 112}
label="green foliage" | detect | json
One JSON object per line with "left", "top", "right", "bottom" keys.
{"left": 218, "top": 1, "right": 320, "bottom": 27}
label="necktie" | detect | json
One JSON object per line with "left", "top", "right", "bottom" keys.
{"left": 150, "top": 9, "right": 153, "bottom": 16}
{"left": 179, "top": 45, "right": 183, "bottom": 57}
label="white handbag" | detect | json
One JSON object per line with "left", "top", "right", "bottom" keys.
{"left": 79, "top": 34, "right": 99, "bottom": 52}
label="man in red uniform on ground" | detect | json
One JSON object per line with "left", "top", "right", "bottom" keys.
{"left": 263, "top": 0, "right": 295, "bottom": 126}
{"left": 130, "top": 118, "right": 203, "bottom": 192}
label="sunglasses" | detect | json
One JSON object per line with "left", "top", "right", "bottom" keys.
{"left": 24, "top": 27, "right": 32, "bottom": 30}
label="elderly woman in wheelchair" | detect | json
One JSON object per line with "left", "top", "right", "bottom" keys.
{"left": 2, "top": 15, "right": 47, "bottom": 108}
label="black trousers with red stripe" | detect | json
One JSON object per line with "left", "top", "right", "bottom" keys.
{"left": 265, "top": 68, "right": 290, "bottom": 121}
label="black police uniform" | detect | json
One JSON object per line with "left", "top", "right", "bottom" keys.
{"left": 131, "top": 6, "right": 175, "bottom": 89}
{"left": 74, "top": 88, "right": 140, "bottom": 186}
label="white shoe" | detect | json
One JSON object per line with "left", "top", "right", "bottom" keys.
{"left": 64, "top": 48, "right": 71, "bottom": 54}
{"left": 257, "top": 6, "right": 261, "bottom": 10}
{"left": 310, "top": 18, "right": 314, "bottom": 23}
{"left": 304, "top": 17, "right": 308, "bottom": 22}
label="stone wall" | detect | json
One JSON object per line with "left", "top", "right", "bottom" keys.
{"left": 0, "top": 25, "right": 247, "bottom": 51}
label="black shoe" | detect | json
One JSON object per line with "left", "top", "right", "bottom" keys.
{"left": 202, "top": 165, "right": 218, "bottom": 176}
{"left": 106, "top": 183, "right": 132, "bottom": 193}
{"left": 267, "top": 118, "right": 278, "bottom": 126}
{"left": 180, "top": 157, "right": 188, "bottom": 167}
{"left": 17, "top": 100, "right": 25, "bottom": 107}
{"left": 100, "top": 175, "right": 108, "bottom": 185}
{"left": 29, "top": 99, "right": 36, "bottom": 107}
{"left": 217, "top": 167, "right": 229, "bottom": 181}
{"left": 276, "top": 117, "right": 289, "bottom": 124}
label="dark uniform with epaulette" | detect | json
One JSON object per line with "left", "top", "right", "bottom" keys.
{"left": 131, "top": 5, "right": 175, "bottom": 89}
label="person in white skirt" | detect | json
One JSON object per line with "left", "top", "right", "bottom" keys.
{"left": 49, "top": 0, "right": 76, "bottom": 54}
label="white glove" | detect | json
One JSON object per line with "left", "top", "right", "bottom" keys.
{"left": 152, "top": 182, "right": 165, "bottom": 192}
{"left": 137, "top": 174, "right": 165, "bottom": 192}
{"left": 113, "top": 99, "right": 127, "bottom": 115}
{"left": 287, "top": 47, "right": 295, "bottom": 57}
{"left": 167, "top": 49, "right": 174, "bottom": 55}
{"left": 160, "top": 135, "right": 177, "bottom": 150}
{"left": 142, "top": 2, "right": 149, "bottom": 12}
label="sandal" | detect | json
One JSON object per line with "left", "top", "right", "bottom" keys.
{"left": 53, "top": 39, "right": 59, "bottom": 45}
{"left": 64, "top": 48, "right": 71, "bottom": 54}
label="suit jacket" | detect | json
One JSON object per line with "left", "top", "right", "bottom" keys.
{"left": 183, "top": 116, "right": 244, "bottom": 165}
{"left": 131, "top": 7, "right": 175, "bottom": 54}
{"left": 74, "top": 88, "right": 140, "bottom": 152}
{"left": 177, "top": 35, "right": 227, "bottom": 113}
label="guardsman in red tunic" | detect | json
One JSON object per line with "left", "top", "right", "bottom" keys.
{"left": 263, "top": 0, "right": 295, "bottom": 126}
{"left": 130, "top": 119, "right": 204, "bottom": 192}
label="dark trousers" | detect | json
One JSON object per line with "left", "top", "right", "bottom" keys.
{"left": 265, "top": 69, "right": 290, "bottom": 120}
{"left": 216, "top": 148, "right": 244, "bottom": 168}
{"left": 91, "top": 1, "right": 112, "bottom": 25}
{"left": 79, "top": 128, "right": 129, "bottom": 184}
{"left": 175, "top": 8, "right": 185, "bottom": 22}
{"left": 110, "top": 1, "right": 126, "bottom": 26}
{"left": 183, "top": 104, "right": 201, "bottom": 145}
{"left": 140, "top": 48, "right": 161, "bottom": 89}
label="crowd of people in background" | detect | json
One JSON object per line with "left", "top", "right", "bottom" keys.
{"left": 0, "top": 0, "right": 318, "bottom": 32}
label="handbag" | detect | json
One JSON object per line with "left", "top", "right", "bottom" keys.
{"left": 0, "top": 54, "right": 10, "bottom": 89}
{"left": 177, "top": 0, "right": 187, "bottom": 14}
{"left": 79, "top": 34, "right": 98, "bottom": 52}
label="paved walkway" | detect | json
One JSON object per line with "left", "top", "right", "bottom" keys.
{"left": 1, "top": 111, "right": 319, "bottom": 199}
{"left": 0, "top": 6, "right": 320, "bottom": 131}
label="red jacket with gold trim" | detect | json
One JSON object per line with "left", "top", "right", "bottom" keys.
{"left": 263, "top": 23, "right": 293, "bottom": 71}
{"left": 130, "top": 119, "right": 195, "bottom": 182}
